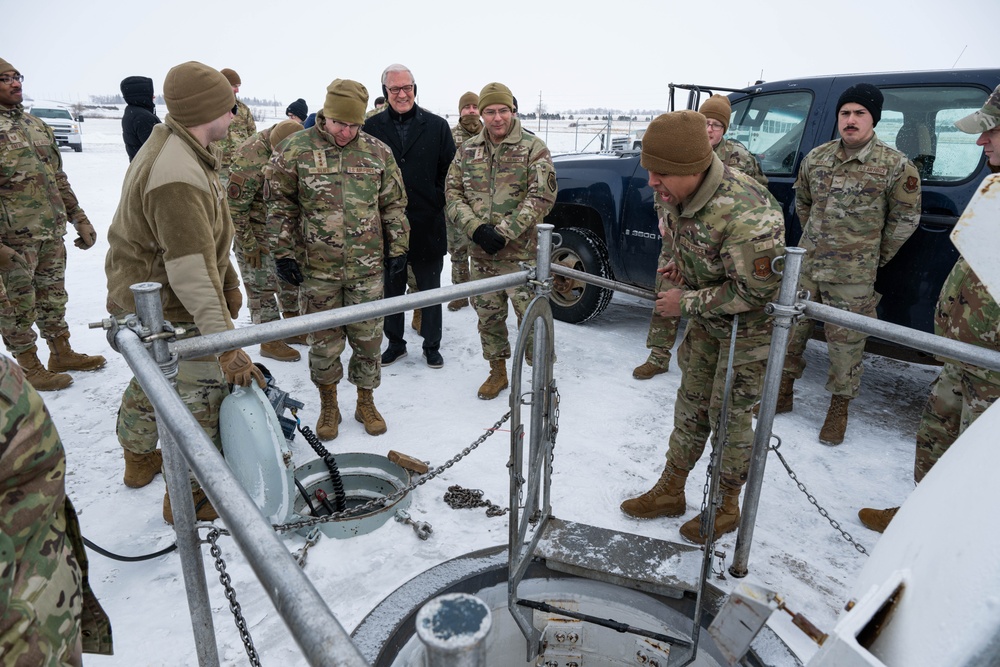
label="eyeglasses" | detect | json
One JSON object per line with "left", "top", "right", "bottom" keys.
{"left": 482, "top": 108, "right": 512, "bottom": 119}
{"left": 387, "top": 85, "right": 414, "bottom": 95}
{"left": 329, "top": 120, "right": 361, "bottom": 133}
{"left": 706, "top": 121, "right": 725, "bottom": 131}
{"left": 0, "top": 74, "right": 24, "bottom": 85}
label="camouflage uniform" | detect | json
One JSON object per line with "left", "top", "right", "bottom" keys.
{"left": 447, "top": 119, "right": 481, "bottom": 288}
{"left": 914, "top": 257, "right": 1000, "bottom": 481}
{"left": 784, "top": 134, "right": 920, "bottom": 397}
{"left": 266, "top": 114, "right": 409, "bottom": 388}
{"left": 0, "top": 355, "right": 112, "bottom": 663}
{"left": 445, "top": 118, "right": 557, "bottom": 360}
{"left": 365, "top": 103, "right": 388, "bottom": 119}
{"left": 214, "top": 98, "right": 256, "bottom": 175}
{"left": 715, "top": 138, "right": 768, "bottom": 186}
{"left": 227, "top": 125, "right": 298, "bottom": 324}
{"left": 0, "top": 103, "right": 89, "bottom": 355}
{"left": 661, "top": 157, "right": 784, "bottom": 488}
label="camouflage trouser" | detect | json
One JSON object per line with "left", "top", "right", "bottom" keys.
{"left": 644, "top": 262, "right": 681, "bottom": 365}
{"left": 471, "top": 257, "right": 533, "bottom": 361}
{"left": 233, "top": 243, "right": 298, "bottom": 324}
{"left": 117, "top": 344, "right": 227, "bottom": 489}
{"left": 447, "top": 217, "right": 471, "bottom": 286}
{"left": 665, "top": 317, "right": 769, "bottom": 488}
{"left": 0, "top": 238, "right": 70, "bottom": 355}
{"left": 913, "top": 362, "right": 1000, "bottom": 483}
{"left": 301, "top": 272, "right": 383, "bottom": 388}
{"left": 783, "top": 277, "right": 878, "bottom": 398}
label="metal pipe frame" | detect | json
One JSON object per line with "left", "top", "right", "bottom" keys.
{"left": 549, "top": 262, "right": 657, "bottom": 302}
{"left": 115, "top": 303, "right": 369, "bottom": 666}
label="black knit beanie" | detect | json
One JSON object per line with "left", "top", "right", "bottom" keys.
{"left": 837, "top": 83, "right": 883, "bottom": 126}
{"left": 286, "top": 98, "right": 308, "bottom": 122}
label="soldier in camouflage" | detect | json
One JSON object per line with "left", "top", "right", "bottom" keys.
{"left": 445, "top": 91, "right": 482, "bottom": 312}
{"left": 1, "top": 354, "right": 112, "bottom": 663}
{"left": 619, "top": 111, "right": 784, "bottom": 545}
{"left": 106, "top": 61, "right": 264, "bottom": 521}
{"left": 227, "top": 119, "right": 303, "bottom": 361}
{"left": 267, "top": 79, "right": 409, "bottom": 441}
{"left": 214, "top": 68, "right": 257, "bottom": 177}
{"left": 445, "top": 82, "right": 557, "bottom": 400}
{"left": 780, "top": 83, "right": 921, "bottom": 445}
{"left": 0, "top": 57, "right": 106, "bottom": 392}
{"left": 859, "top": 85, "right": 1000, "bottom": 533}
{"left": 365, "top": 96, "right": 388, "bottom": 119}
{"left": 633, "top": 95, "right": 770, "bottom": 383}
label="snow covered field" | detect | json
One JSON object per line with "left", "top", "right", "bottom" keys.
{"left": 46, "top": 117, "right": 936, "bottom": 665}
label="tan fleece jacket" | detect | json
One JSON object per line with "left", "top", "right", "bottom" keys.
{"left": 105, "top": 115, "right": 239, "bottom": 335}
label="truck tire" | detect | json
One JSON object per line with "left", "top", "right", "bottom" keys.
{"left": 550, "top": 227, "right": 614, "bottom": 324}
{"left": 73, "top": 144, "right": 82, "bottom": 153}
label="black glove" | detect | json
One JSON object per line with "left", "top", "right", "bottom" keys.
{"left": 472, "top": 224, "right": 507, "bottom": 255}
{"left": 387, "top": 254, "right": 408, "bottom": 282}
{"left": 275, "top": 257, "right": 304, "bottom": 286}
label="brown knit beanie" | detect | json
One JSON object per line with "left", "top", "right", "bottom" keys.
{"left": 641, "top": 111, "right": 713, "bottom": 176}
{"left": 0, "top": 58, "right": 16, "bottom": 75}
{"left": 479, "top": 83, "right": 513, "bottom": 112}
{"left": 459, "top": 91, "right": 479, "bottom": 113}
{"left": 220, "top": 68, "right": 241, "bottom": 87}
{"left": 164, "top": 61, "right": 236, "bottom": 127}
{"left": 269, "top": 119, "right": 301, "bottom": 148}
{"left": 322, "top": 79, "right": 368, "bottom": 125}
{"left": 700, "top": 95, "right": 732, "bottom": 132}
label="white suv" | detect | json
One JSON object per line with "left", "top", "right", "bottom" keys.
{"left": 27, "top": 103, "right": 83, "bottom": 152}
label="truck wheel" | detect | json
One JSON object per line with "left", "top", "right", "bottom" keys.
{"left": 73, "top": 144, "right": 82, "bottom": 152}
{"left": 550, "top": 227, "right": 614, "bottom": 324}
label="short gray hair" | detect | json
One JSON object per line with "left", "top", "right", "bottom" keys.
{"left": 381, "top": 64, "right": 414, "bottom": 86}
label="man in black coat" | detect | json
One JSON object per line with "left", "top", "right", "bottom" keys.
{"left": 364, "top": 64, "right": 456, "bottom": 368}
{"left": 120, "top": 76, "right": 160, "bottom": 161}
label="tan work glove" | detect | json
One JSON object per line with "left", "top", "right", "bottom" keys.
{"left": 73, "top": 220, "right": 97, "bottom": 249}
{"left": 219, "top": 349, "right": 265, "bottom": 388}
{"left": 224, "top": 288, "right": 242, "bottom": 320}
{"left": 0, "top": 245, "right": 28, "bottom": 271}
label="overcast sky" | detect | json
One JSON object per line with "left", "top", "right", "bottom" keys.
{"left": 7, "top": 0, "right": 997, "bottom": 117}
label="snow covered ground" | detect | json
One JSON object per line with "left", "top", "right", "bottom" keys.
{"left": 45, "top": 117, "right": 936, "bottom": 665}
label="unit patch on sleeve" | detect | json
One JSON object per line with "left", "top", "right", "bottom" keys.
{"left": 904, "top": 175, "right": 919, "bottom": 193}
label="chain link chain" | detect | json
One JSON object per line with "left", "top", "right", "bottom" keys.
{"left": 769, "top": 436, "right": 869, "bottom": 556}
{"left": 206, "top": 528, "right": 261, "bottom": 666}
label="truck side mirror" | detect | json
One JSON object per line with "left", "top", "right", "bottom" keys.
{"left": 75, "top": 116, "right": 84, "bottom": 123}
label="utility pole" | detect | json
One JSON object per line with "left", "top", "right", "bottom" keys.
{"left": 538, "top": 91, "right": 543, "bottom": 131}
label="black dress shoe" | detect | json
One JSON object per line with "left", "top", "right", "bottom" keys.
{"left": 422, "top": 349, "right": 443, "bottom": 368}
{"left": 381, "top": 346, "right": 407, "bottom": 366}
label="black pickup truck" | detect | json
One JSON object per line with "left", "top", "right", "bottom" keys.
{"left": 545, "top": 68, "right": 1000, "bottom": 343}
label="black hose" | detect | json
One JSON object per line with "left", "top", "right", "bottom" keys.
{"left": 296, "top": 424, "right": 347, "bottom": 512}
{"left": 295, "top": 478, "right": 319, "bottom": 516}
{"left": 83, "top": 536, "right": 177, "bottom": 562}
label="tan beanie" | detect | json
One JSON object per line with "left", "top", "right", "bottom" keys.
{"left": 269, "top": 119, "right": 301, "bottom": 148}
{"left": 220, "top": 68, "right": 241, "bottom": 87}
{"left": 478, "top": 83, "right": 513, "bottom": 112}
{"left": 323, "top": 79, "right": 368, "bottom": 125}
{"left": 458, "top": 91, "right": 479, "bottom": 113}
{"left": 0, "top": 58, "right": 16, "bottom": 75}
{"left": 641, "top": 111, "right": 713, "bottom": 176}
{"left": 700, "top": 95, "right": 731, "bottom": 132}
{"left": 164, "top": 61, "right": 236, "bottom": 127}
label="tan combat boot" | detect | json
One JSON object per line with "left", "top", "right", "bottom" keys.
{"left": 819, "top": 395, "right": 851, "bottom": 445}
{"left": 858, "top": 506, "right": 899, "bottom": 533}
{"left": 478, "top": 359, "right": 509, "bottom": 400}
{"left": 632, "top": 354, "right": 669, "bottom": 380}
{"left": 355, "top": 387, "right": 387, "bottom": 435}
{"left": 123, "top": 449, "right": 163, "bottom": 488}
{"left": 47, "top": 333, "right": 106, "bottom": 372}
{"left": 261, "top": 340, "right": 301, "bottom": 362}
{"left": 163, "top": 488, "right": 218, "bottom": 524}
{"left": 15, "top": 346, "right": 73, "bottom": 391}
{"left": 679, "top": 485, "right": 741, "bottom": 544}
{"left": 411, "top": 309, "right": 422, "bottom": 335}
{"left": 447, "top": 298, "right": 469, "bottom": 311}
{"left": 282, "top": 311, "right": 309, "bottom": 346}
{"left": 620, "top": 464, "right": 688, "bottom": 519}
{"left": 315, "top": 383, "right": 342, "bottom": 441}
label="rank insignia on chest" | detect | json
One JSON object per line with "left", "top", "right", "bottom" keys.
{"left": 753, "top": 256, "right": 773, "bottom": 280}
{"left": 904, "top": 175, "right": 919, "bottom": 193}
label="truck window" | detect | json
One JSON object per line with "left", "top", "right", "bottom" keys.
{"left": 874, "top": 86, "right": 989, "bottom": 184}
{"left": 31, "top": 108, "right": 73, "bottom": 120}
{"left": 730, "top": 91, "right": 813, "bottom": 176}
